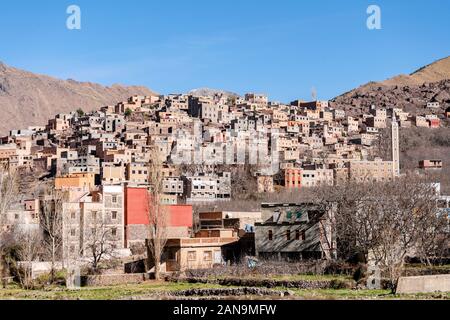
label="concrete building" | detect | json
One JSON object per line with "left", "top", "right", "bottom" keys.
{"left": 245, "top": 93, "right": 268, "bottom": 106}
{"left": 285, "top": 168, "right": 302, "bottom": 189}
{"left": 419, "top": 160, "right": 443, "bottom": 171}
{"left": 126, "top": 162, "right": 149, "bottom": 185}
{"left": 197, "top": 211, "right": 262, "bottom": 235}
{"left": 124, "top": 186, "right": 193, "bottom": 249}
{"left": 349, "top": 159, "right": 394, "bottom": 182}
{"left": 301, "top": 168, "right": 334, "bottom": 188}
{"left": 55, "top": 173, "right": 96, "bottom": 191}
{"left": 164, "top": 236, "right": 238, "bottom": 272}
{"left": 162, "top": 177, "right": 184, "bottom": 197}
{"left": 102, "top": 163, "right": 126, "bottom": 184}
{"left": 184, "top": 173, "right": 231, "bottom": 203}
{"left": 62, "top": 186, "right": 126, "bottom": 262}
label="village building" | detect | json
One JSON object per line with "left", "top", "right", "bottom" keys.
{"left": 255, "top": 203, "right": 336, "bottom": 261}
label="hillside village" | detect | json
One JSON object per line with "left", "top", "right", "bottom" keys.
{"left": 0, "top": 90, "right": 449, "bottom": 281}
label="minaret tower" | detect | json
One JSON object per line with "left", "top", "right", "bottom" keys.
{"left": 392, "top": 113, "right": 400, "bottom": 177}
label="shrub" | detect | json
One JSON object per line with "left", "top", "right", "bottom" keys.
{"left": 35, "top": 270, "right": 67, "bottom": 287}
{"left": 76, "top": 108, "right": 85, "bottom": 117}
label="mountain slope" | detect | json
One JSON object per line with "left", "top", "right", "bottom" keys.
{"left": 331, "top": 56, "right": 450, "bottom": 115}
{"left": 385, "top": 56, "right": 450, "bottom": 86}
{"left": 0, "top": 62, "right": 156, "bottom": 135}
{"left": 188, "top": 87, "right": 240, "bottom": 98}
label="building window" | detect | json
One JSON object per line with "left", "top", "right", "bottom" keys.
{"left": 268, "top": 230, "right": 273, "bottom": 241}
{"left": 112, "top": 195, "right": 118, "bottom": 203}
{"left": 111, "top": 228, "right": 117, "bottom": 237}
{"left": 71, "top": 212, "right": 76, "bottom": 219}
{"left": 286, "top": 230, "right": 291, "bottom": 241}
{"left": 203, "top": 251, "right": 212, "bottom": 262}
{"left": 188, "top": 251, "right": 196, "bottom": 261}
{"left": 301, "top": 230, "right": 306, "bottom": 241}
{"left": 112, "top": 211, "right": 118, "bottom": 220}
{"left": 286, "top": 211, "right": 292, "bottom": 220}
{"left": 70, "top": 229, "right": 76, "bottom": 237}
{"left": 91, "top": 211, "right": 97, "bottom": 220}
{"left": 168, "top": 249, "right": 177, "bottom": 261}
{"left": 295, "top": 230, "right": 300, "bottom": 240}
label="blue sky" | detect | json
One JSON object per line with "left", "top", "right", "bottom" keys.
{"left": 0, "top": 0, "right": 449, "bottom": 102}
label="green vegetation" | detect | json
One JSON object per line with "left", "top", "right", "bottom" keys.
{"left": 2, "top": 265, "right": 449, "bottom": 301}
{"left": 286, "top": 288, "right": 450, "bottom": 300}
{"left": 1, "top": 280, "right": 448, "bottom": 300}
{"left": 124, "top": 108, "right": 133, "bottom": 117}
{"left": 0, "top": 282, "right": 220, "bottom": 300}
{"left": 207, "top": 273, "right": 353, "bottom": 282}
{"left": 76, "top": 108, "right": 84, "bottom": 117}
{"left": 269, "top": 274, "right": 353, "bottom": 282}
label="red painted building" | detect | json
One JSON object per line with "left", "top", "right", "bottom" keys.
{"left": 428, "top": 118, "right": 440, "bottom": 128}
{"left": 124, "top": 186, "right": 193, "bottom": 247}
{"left": 124, "top": 186, "right": 193, "bottom": 227}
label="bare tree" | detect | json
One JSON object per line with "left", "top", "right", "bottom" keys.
{"left": 146, "top": 146, "right": 169, "bottom": 280}
{"left": 0, "top": 231, "right": 15, "bottom": 288}
{"left": 84, "top": 221, "right": 117, "bottom": 273}
{"left": 228, "top": 164, "right": 258, "bottom": 200}
{"left": 39, "top": 188, "right": 67, "bottom": 283}
{"left": 0, "top": 166, "right": 18, "bottom": 285}
{"left": 0, "top": 166, "right": 18, "bottom": 228}
{"left": 366, "top": 178, "right": 447, "bottom": 291}
{"left": 415, "top": 205, "right": 449, "bottom": 266}
{"left": 12, "top": 229, "right": 43, "bottom": 289}
{"left": 313, "top": 176, "right": 449, "bottom": 292}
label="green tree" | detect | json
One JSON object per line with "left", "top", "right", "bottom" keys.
{"left": 125, "top": 108, "right": 133, "bottom": 118}
{"left": 76, "top": 108, "right": 85, "bottom": 117}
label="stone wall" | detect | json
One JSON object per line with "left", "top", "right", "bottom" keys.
{"left": 81, "top": 273, "right": 149, "bottom": 287}
{"left": 396, "top": 275, "right": 450, "bottom": 294}
{"left": 173, "top": 277, "right": 354, "bottom": 290}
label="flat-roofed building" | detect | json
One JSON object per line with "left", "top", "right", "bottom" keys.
{"left": 164, "top": 236, "right": 238, "bottom": 272}
{"left": 348, "top": 159, "right": 393, "bottom": 182}
{"left": 55, "top": 173, "right": 96, "bottom": 191}
{"left": 419, "top": 159, "right": 443, "bottom": 171}
{"left": 285, "top": 168, "right": 302, "bottom": 189}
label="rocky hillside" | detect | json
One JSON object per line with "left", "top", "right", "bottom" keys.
{"left": 0, "top": 62, "right": 156, "bottom": 135}
{"left": 330, "top": 56, "right": 450, "bottom": 193}
{"left": 331, "top": 56, "right": 450, "bottom": 116}
{"left": 188, "top": 87, "right": 240, "bottom": 98}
